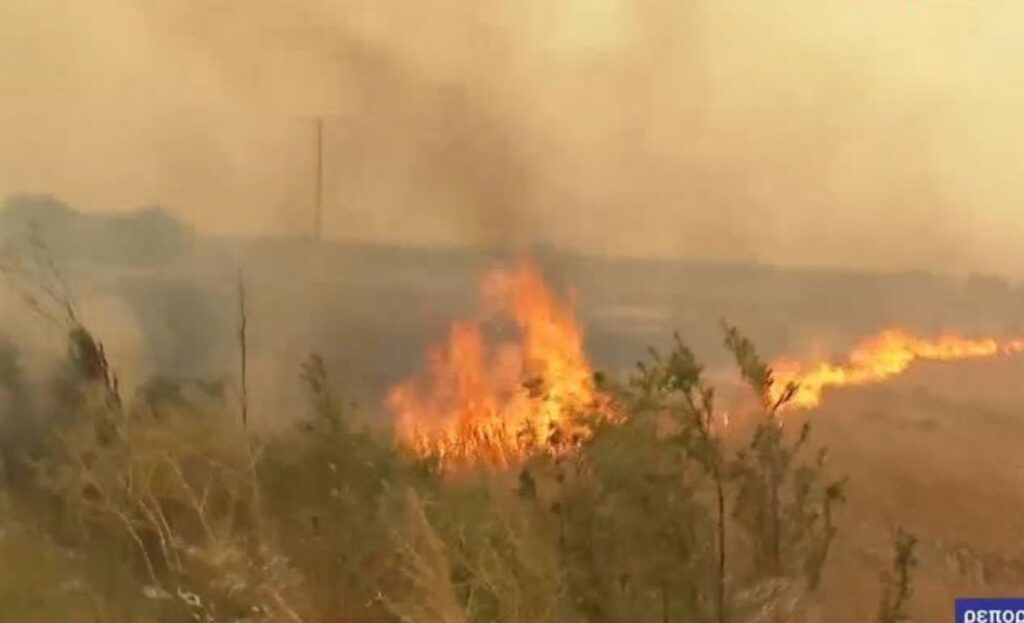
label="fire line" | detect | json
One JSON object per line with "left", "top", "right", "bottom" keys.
{"left": 769, "top": 330, "right": 1024, "bottom": 409}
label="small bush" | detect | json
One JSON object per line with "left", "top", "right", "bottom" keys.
{"left": 0, "top": 316, "right": 913, "bottom": 623}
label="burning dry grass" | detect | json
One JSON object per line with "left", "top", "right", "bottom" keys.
{"left": 5, "top": 254, "right": 1024, "bottom": 622}
{"left": 387, "top": 260, "right": 608, "bottom": 469}
{"left": 389, "top": 260, "right": 1024, "bottom": 474}
{"left": 770, "top": 330, "right": 1024, "bottom": 409}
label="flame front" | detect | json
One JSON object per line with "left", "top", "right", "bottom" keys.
{"left": 770, "top": 329, "right": 1024, "bottom": 409}
{"left": 387, "top": 261, "right": 600, "bottom": 469}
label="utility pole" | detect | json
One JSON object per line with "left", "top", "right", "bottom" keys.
{"left": 237, "top": 270, "right": 249, "bottom": 427}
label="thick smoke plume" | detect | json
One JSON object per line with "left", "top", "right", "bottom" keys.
{"left": 2, "top": 0, "right": 1024, "bottom": 274}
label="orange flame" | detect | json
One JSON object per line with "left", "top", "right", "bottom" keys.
{"left": 387, "top": 261, "right": 601, "bottom": 469}
{"left": 770, "top": 329, "right": 1024, "bottom": 409}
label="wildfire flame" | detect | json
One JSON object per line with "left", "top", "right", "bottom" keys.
{"left": 387, "top": 260, "right": 602, "bottom": 469}
{"left": 391, "top": 260, "right": 1024, "bottom": 463}
{"left": 770, "top": 329, "right": 1024, "bottom": 409}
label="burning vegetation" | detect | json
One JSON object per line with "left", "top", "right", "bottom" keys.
{"left": 770, "top": 331, "right": 1024, "bottom": 409}
{"left": 389, "top": 262, "right": 1024, "bottom": 471}
{"left": 4, "top": 247, "right": 1024, "bottom": 622}
{"left": 387, "top": 260, "right": 607, "bottom": 469}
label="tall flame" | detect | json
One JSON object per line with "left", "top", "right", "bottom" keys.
{"left": 770, "top": 329, "right": 1024, "bottom": 409}
{"left": 387, "top": 261, "right": 600, "bottom": 469}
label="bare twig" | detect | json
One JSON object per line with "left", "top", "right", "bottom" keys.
{"left": 0, "top": 228, "right": 79, "bottom": 329}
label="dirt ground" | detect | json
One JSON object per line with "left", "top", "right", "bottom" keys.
{"left": 796, "top": 357, "right": 1024, "bottom": 621}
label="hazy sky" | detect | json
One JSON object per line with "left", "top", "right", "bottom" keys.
{"left": 2, "top": 0, "right": 1023, "bottom": 275}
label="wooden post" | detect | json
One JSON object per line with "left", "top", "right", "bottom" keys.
{"left": 238, "top": 270, "right": 249, "bottom": 427}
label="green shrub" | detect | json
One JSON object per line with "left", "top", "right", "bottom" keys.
{"left": 0, "top": 314, "right": 912, "bottom": 623}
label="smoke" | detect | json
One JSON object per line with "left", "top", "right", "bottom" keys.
{"left": 1, "top": 0, "right": 1024, "bottom": 273}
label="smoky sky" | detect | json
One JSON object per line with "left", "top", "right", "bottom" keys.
{"left": 2, "top": 0, "right": 1023, "bottom": 274}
